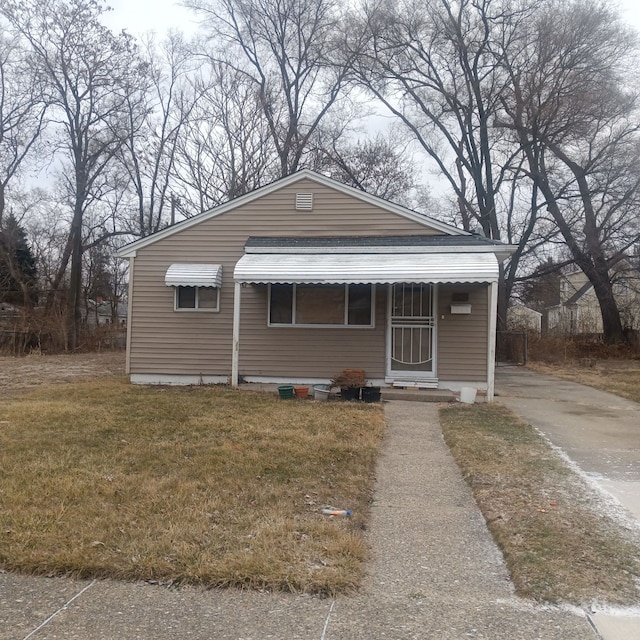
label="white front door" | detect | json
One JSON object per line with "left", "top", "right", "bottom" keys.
{"left": 387, "top": 283, "right": 437, "bottom": 383}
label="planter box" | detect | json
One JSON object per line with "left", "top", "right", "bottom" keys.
{"left": 340, "top": 387, "right": 361, "bottom": 401}
{"left": 362, "top": 386, "right": 381, "bottom": 403}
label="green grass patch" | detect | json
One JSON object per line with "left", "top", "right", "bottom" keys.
{"left": 440, "top": 403, "right": 640, "bottom": 605}
{"left": 0, "top": 380, "right": 385, "bottom": 595}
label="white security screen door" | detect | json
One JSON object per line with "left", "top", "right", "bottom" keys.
{"left": 388, "top": 283, "right": 436, "bottom": 378}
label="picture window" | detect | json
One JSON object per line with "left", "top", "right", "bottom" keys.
{"left": 268, "top": 283, "right": 373, "bottom": 327}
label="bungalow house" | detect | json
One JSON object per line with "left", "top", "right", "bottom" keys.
{"left": 117, "top": 171, "right": 514, "bottom": 400}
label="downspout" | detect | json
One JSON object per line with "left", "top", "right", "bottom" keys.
{"left": 231, "top": 280, "right": 241, "bottom": 387}
{"left": 486, "top": 280, "right": 498, "bottom": 402}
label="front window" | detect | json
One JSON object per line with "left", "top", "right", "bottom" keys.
{"left": 175, "top": 286, "right": 219, "bottom": 311}
{"left": 268, "top": 283, "right": 374, "bottom": 327}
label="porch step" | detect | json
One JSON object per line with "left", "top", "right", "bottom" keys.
{"left": 391, "top": 380, "right": 439, "bottom": 389}
{"left": 381, "top": 387, "right": 456, "bottom": 403}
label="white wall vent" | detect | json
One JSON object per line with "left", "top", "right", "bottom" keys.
{"left": 451, "top": 303, "right": 472, "bottom": 314}
{"left": 295, "top": 193, "right": 313, "bottom": 210}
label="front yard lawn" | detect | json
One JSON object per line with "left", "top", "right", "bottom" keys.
{"left": 0, "top": 380, "right": 385, "bottom": 595}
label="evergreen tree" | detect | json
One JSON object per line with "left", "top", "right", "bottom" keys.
{"left": 0, "top": 214, "right": 37, "bottom": 306}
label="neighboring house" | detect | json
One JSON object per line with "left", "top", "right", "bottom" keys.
{"left": 0, "top": 302, "right": 19, "bottom": 331}
{"left": 507, "top": 304, "right": 542, "bottom": 333}
{"left": 547, "top": 266, "right": 640, "bottom": 334}
{"left": 117, "top": 171, "right": 514, "bottom": 400}
{"left": 85, "top": 299, "right": 128, "bottom": 327}
{"left": 0, "top": 302, "right": 17, "bottom": 313}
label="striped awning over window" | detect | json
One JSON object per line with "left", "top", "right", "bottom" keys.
{"left": 165, "top": 264, "right": 223, "bottom": 287}
{"left": 233, "top": 253, "right": 498, "bottom": 285}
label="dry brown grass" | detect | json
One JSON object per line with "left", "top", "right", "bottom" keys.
{"left": 440, "top": 404, "right": 640, "bottom": 605}
{"left": 0, "top": 380, "right": 385, "bottom": 595}
{"left": 0, "top": 351, "right": 125, "bottom": 395}
{"left": 528, "top": 359, "right": 640, "bottom": 404}
{"left": 527, "top": 333, "right": 640, "bottom": 363}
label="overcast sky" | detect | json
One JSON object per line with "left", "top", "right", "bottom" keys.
{"left": 102, "top": 0, "right": 198, "bottom": 35}
{"left": 103, "top": 0, "right": 640, "bottom": 38}
{"left": 618, "top": 0, "right": 640, "bottom": 31}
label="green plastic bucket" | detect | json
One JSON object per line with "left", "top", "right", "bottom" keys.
{"left": 277, "top": 385, "right": 295, "bottom": 399}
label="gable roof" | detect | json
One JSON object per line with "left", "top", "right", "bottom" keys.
{"left": 117, "top": 170, "right": 470, "bottom": 259}
{"left": 508, "top": 304, "right": 542, "bottom": 318}
{"left": 565, "top": 281, "right": 593, "bottom": 306}
{"left": 244, "top": 234, "right": 504, "bottom": 250}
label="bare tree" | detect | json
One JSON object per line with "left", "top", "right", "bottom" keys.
{"left": 500, "top": 0, "right": 640, "bottom": 343}
{"left": 348, "top": 0, "right": 539, "bottom": 326}
{"left": 23, "top": 192, "right": 64, "bottom": 282}
{"left": 349, "top": 0, "right": 524, "bottom": 235}
{"left": 0, "top": 27, "right": 47, "bottom": 309}
{"left": 120, "top": 32, "right": 198, "bottom": 236}
{"left": 173, "top": 60, "right": 277, "bottom": 212}
{"left": 313, "top": 131, "right": 417, "bottom": 204}
{"left": 82, "top": 238, "right": 127, "bottom": 326}
{"left": 3, "top": 0, "right": 148, "bottom": 349}
{"left": 187, "top": 0, "right": 352, "bottom": 177}
{"left": 0, "top": 22, "right": 47, "bottom": 225}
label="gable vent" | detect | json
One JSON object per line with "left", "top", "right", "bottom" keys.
{"left": 295, "top": 193, "right": 313, "bottom": 210}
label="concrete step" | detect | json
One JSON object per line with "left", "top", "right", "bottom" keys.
{"left": 381, "top": 388, "right": 457, "bottom": 403}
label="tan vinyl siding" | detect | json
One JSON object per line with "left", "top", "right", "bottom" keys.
{"left": 129, "top": 180, "right": 437, "bottom": 377}
{"left": 238, "top": 285, "right": 388, "bottom": 378}
{"left": 437, "top": 285, "right": 489, "bottom": 382}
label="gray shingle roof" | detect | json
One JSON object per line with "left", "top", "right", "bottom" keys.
{"left": 244, "top": 234, "right": 506, "bottom": 249}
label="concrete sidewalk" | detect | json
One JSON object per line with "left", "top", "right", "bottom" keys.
{"left": 1, "top": 402, "right": 595, "bottom": 639}
{"left": 323, "top": 402, "right": 592, "bottom": 639}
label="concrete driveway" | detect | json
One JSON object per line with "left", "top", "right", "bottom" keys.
{"left": 495, "top": 366, "right": 640, "bottom": 638}
{"left": 495, "top": 365, "right": 640, "bottom": 523}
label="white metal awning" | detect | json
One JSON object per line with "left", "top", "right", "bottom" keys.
{"left": 234, "top": 253, "right": 498, "bottom": 284}
{"left": 165, "top": 263, "right": 223, "bottom": 287}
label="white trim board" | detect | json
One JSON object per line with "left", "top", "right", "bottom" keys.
{"left": 130, "top": 374, "right": 229, "bottom": 386}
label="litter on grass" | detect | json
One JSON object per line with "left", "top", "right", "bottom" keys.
{"left": 321, "top": 508, "right": 352, "bottom": 516}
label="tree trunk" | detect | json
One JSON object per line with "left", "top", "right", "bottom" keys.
{"left": 517, "top": 131, "right": 627, "bottom": 344}
{"left": 0, "top": 184, "right": 5, "bottom": 226}
{"left": 590, "top": 268, "right": 626, "bottom": 344}
{"left": 497, "top": 263, "right": 509, "bottom": 333}
{"left": 66, "top": 203, "right": 84, "bottom": 351}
